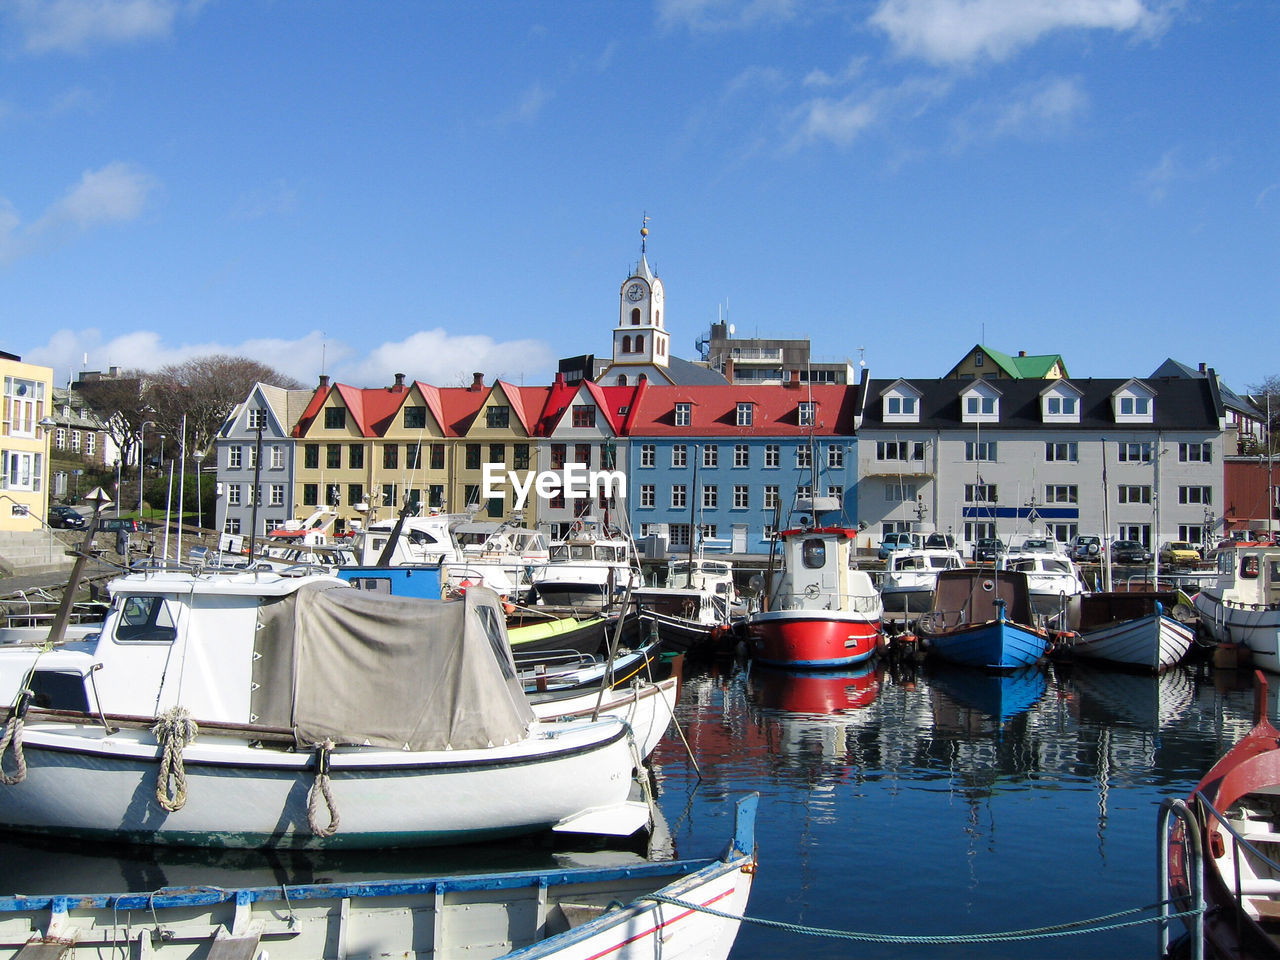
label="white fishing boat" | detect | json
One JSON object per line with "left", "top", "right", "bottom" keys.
{"left": 530, "top": 674, "right": 678, "bottom": 759}
{"left": 998, "top": 537, "right": 1087, "bottom": 629}
{"left": 878, "top": 547, "right": 966, "bottom": 617}
{"left": 1060, "top": 590, "right": 1194, "bottom": 672}
{"left": 0, "top": 571, "right": 648, "bottom": 849}
{"left": 632, "top": 556, "right": 741, "bottom": 651}
{"left": 1193, "top": 541, "right": 1280, "bottom": 671}
{"left": 0, "top": 793, "right": 758, "bottom": 960}
{"left": 530, "top": 519, "right": 641, "bottom": 610}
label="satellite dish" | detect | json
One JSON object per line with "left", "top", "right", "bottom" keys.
{"left": 728, "top": 324, "right": 735, "bottom": 336}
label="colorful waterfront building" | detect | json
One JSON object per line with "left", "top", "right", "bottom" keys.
{"left": 0, "top": 352, "right": 54, "bottom": 532}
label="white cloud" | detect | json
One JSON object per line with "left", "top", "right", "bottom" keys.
{"left": 657, "top": 0, "right": 798, "bottom": 31}
{"left": 803, "top": 57, "right": 870, "bottom": 89}
{"left": 869, "top": 0, "right": 1164, "bottom": 65}
{"left": 952, "top": 75, "right": 1089, "bottom": 144}
{"left": 228, "top": 180, "right": 299, "bottom": 222}
{"left": 789, "top": 75, "right": 953, "bottom": 148}
{"left": 1138, "top": 146, "right": 1226, "bottom": 203}
{"left": 10, "top": 0, "right": 185, "bottom": 54}
{"left": 21, "top": 327, "right": 557, "bottom": 392}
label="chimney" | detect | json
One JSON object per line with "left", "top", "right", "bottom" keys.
{"left": 1198, "top": 362, "right": 1207, "bottom": 374}
{"left": 319, "top": 374, "right": 330, "bottom": 388}
{"left": 108, "top": 366, "right": 119, "bottom": 377}
{"left": 1018, "top": 351, "right": 1027, "bottom": 357}
{"left": 470, "top": 372, "right": 484, "bottom": 392}
{"left": 553, "top": 372, "right": 565, "bottom": 387}
{"left": 393, "top": 372, "right": 405, "bottom": 391}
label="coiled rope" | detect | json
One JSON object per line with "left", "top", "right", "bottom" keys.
{"left": 307, "top": 740, "right": 340, "bottom": 837}
{"left": 639, "top": 893, "right": 1203, "bottom": 945}
{"left": 0, "top": 689, "right": 32, "bottom": 785}
{"left": 152, "top": 707, "right": 198, "bottom": 812}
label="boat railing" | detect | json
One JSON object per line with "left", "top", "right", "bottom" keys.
{"left": 1158, "top": 797, "right": 1204, "bottom": 960}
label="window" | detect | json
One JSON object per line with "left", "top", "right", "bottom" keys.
{"left": 229, "top": 446, "right": 242, "bottom": 469}
{"left": 304, "top": 444, "right": 319, "bottom": 469}
{"left": 248, "top": 409, "right": 268, "bottom": 430}
{"left": 965, "top": 395, "right": 996, "bottom": 416}
{"left": 574, "top": 443, "right": 591, "bottom": 465}
{"left": 965, "top": 441, "right": 997, "bottom": 462}
{"left": 431, "top": 444, "right": 446, "bottom": 470}
{"left": 974, "top": 351, "right": 984, "bottom": 367}
{"left": 465, "top": 444, "right": 481, "bottom": 470}
{"left": 876, "top": 441, "right": 925, "bottom": 461}
{"left": 486, "top": 406, "right": 510, "bottom": 429}
{"left": 572, "top": 406, "right": 596, "bottom": 428}
{"left": 85, "top": 433, "right": 95, "bottom": 457}
{"left": 326, "top": 444, "right": 341, "bottom": 469}
{"left": 1045, "top": 485, "right": 1078, "bottom": 504}
{"left": 640, "top": 444, "right": 655, "bottom": 468}
{"left": 703, "top": 445, "right": 718, "bottom": 468}
{"left": 672, "top": 445, "right": 687, "bottom": 468}
{"left": 671, "top": 485, "right": 687, "bottom": 509}
{"left": 407, "top": 444, "right": 422, "bottom": 469}
{"left": 513, "top": 444, "right": 529, "bottom": 470}
{"left": 798, "top": 402, "right": 815, "bottom": 426}
{"left": 796, "top": 447, "right": 812, "bottom": 469}
{"left": 1, "top": 451, "right": 41, "bottom": 492}
{"left": 640, "top": 484, "right": 655, "bottom": 508}
{"left": 965, "top": 484, "right": 997, "bottom": 503}
{"left": 702, "top": 485, "right": 718, "bottom": 509}
{"left": 670, "top": 523, "right": 691, "bottom": 547}
{"left": 734, "top": 444, "right": 749, "bottom": 468}
{"left": 1119, "top": 524, "right": 1150, "bottom": 548}
{"left": 885, "top": 482, "right": 917, "bottom": 502}
{"left": 764, "top": 444, "right": 780, "bottom": 468}
{"left": 762, "top": 524, "right": 777, "bottom": 540}
{"left": 763, "top": 485, "right": 780, "bottom": 509}
{"left": 429, "top": 484, "right": 444, "bottom": 508}
{"left": 114, "top": 595, "right": 176, "bottom": 644}
{"left": 3, "top": 377, "right": 43, "bottom": 437}
{"left": 246, "top": 445, "right": 258, "bottom": 469}
{"left": 1179, "top": 525, "right": 1206, "bottom": 544}
{"left": 802, "top": 539, "right": 827, "bottom": 569}
{"left": 1179, "top": 486, "right": 1212, "bottom": 505}
{"left": 54, "top": 428, "right": 65, "bottom": 450}
{"left": 551, "top": 444, "right": 565, "bottom": 469}
{"left": 1119, "top": 396, "right": 1150, "bottom": 416}
{"left": 70, "top": 430, "right": 80, "bottom": 453}
{"left": 489, "top": 443, "right": 505, "bottom": 465}
{"left": 736, "top": 403, "right": 753, "bottom": 427}
{"left": 403, "top": 406, "right": 426, "bottom": 429}
{"left": 827, "top": 444, "right": 844, "bottom": 468}
{"left": 1048, "top": 522, "right": 1078, "bottom": 543}
{"left": 227, "top": 484, "right": 242, "bottom": 506}
{"left": 349, "top": 444, "right": 364, "bottom": 470}
{"left": 675, "top": 403, "right": 691, "bottom": 427}
{"left": 1179, "top": 442, "right": 1212, "bottom": 463}
{"left": 1045, "top": 442, "right": 1078, "bottom": 462}
{"left": 270, "top": 446, "right": 284, "bottom": 469}
{"left": 303, "top": 484, "right": 318, "bottom": 506}
{"left": 270, "top": 484, "right": 285, "bottom": 507}
{"left": 885, "top": 395, "right": 917, "bottom": 416}
{"left": 383, "top": 444, "right": 398, "bottom": 470}
{"left": 1046, "top": 396, "right": 1076, "bottom": 416}
{"left": 324, "top": 408, "right": 346, "bottom": 430}
{"left": 382, "top": 483, "right": 398, "bottom": 507}
{"left": 1119, "top": 485, "right": 1151, "bottom": 504}
{"left": 733, "top": 485, "right": 749, "bottom": 509}
{"left": 827, "top": 485, "right": 842, "bottom": 505}
{"left": 1118, "top": 442, "right": 1153, "bottom": 463}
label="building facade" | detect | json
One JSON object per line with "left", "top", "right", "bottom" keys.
{"left": 0, "top": 352, "right": 54, "bottom": 531}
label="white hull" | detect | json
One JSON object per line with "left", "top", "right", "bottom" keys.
{"left": 1069, "top": 613, "right": 1193, "bottom": 672}
{"left": 0, "top": 718, "right": 643, "bottom": 849}
{"left": 531, "top": 677, "right": 678, "bottom": 759}
{"left": 1195, "top": 589, "right": 1280, "bottom": 673}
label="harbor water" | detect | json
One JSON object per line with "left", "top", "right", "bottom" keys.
{"left": 0, "top": 655, "right": 1263, "bottom": 959}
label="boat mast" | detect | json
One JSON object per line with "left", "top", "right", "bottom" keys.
{"left": 687, "top": 442, "right": 698, "bottom": 586}
{"left": 1101, "top": 436, "right": 1113, "bottom": 592}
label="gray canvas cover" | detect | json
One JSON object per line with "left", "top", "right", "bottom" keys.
{"left": 252, "top": 581, "right": 535, "bottom": 751}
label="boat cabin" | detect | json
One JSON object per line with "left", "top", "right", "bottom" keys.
{"left": 770, "top": 526, "right": 879, "bottom": 614}
{"left": 1214, "top": 544, "right": 1280, "bottom": 607}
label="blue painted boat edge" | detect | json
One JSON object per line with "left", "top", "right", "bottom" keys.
{"left": 754, "top": 653, "right": 874, "bottom": 668}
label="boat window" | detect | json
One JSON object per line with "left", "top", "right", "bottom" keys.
{"left": 474, "top": 604, "right": 517, "bottom": 681}
{"left": 595, "top": 546, "right": 614, "bottom": 562}
{"left": 802, "top": 539, "right": 827, "bottom": 569}
{"left": 114, "top": 595, "right": 177, "bottom": 643}
{"left": 1242, "top": 555, "right": 1260, "bottom": 579}
{"left": 1043, "top": 560, "right": 1070, "bottom": 573}
{"left": 551, "top": 544, "right": 570, "bottom": 561}
{"left": 1270, "top": 561, "right": 1280, "bottom": 585}
{"left": 570, "top": 544, "right": 593, "bottom": 561}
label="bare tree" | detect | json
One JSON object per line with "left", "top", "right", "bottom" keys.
{"left": 1248, "top": 375, "right": 1280, "bottom": 454}
{"left": 148, "top": 355, "right": 304, "bottom": 453}
{"left": 75, "top": 370, "right": 153, "bottom": 466}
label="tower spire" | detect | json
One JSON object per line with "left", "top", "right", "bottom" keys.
{"left": 640, "top": 212, "right": 650, "bottom": 256}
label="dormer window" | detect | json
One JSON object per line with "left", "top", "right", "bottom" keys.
{"left": 675, "top": 403, "right": 691, "bottom": 427}
{"left": 960, "top": 381, "right": 1001, "bottom": 423}
{"left": 1112, "top": 380, "right": 1156, "bottom": 424}
{"left": 1119, "top": 396, "right": 1148, "bottom": 416}
{"left": 798, "top": 402, "right": 815, "bottom": 426}
{"left": 881, "top": 380, "right": 923, "bottom": 424}
{"left": 1047, "top": 397, "right": 1075, "bottom": 415}
{"left": 1040, "top": 381, "right": 1083, "bottom": 424}
{"left": 572, "top": 405, "right": 597, "bottom": 428}
{"left": 736, "top": 402, "right": 753, "bottom": 427}
{"left": 886, "top": 396, "right": 915, "bottom": 416}
{"left": 966, "top": 396, "right": 995, "bottom": 415}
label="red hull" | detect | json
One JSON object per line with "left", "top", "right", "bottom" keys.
{"left": 747, "top": 613, "right": 882, "bottom": 668}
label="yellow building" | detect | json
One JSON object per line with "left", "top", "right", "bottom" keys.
{"left": 0, "top": 352, "right": 55, "bottom": 532}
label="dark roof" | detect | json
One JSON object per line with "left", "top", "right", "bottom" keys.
{"left": 1150, "top": 358, "right": 1263, "bottom": 419}
{"left": 665, "top": 356, "right": 730, "bottom": 386}
{"left": 862, "top": 377, "right": 1222, "bottom": 432}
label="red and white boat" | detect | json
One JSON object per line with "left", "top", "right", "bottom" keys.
{"left": 747, "top": 518, "right": 883, "bottom": 669}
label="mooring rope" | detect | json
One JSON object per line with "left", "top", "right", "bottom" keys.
{"left": 0, "top": 690, "right": 31, "bottom": 785}
{"left": 639, "top": 893, "right": 1203, "bottom": 944}
{"left": 152, "top": 706, "right": 198, "bottom": 812}
{"left": 307, "top": 739, "right": 340, "bottom": 837}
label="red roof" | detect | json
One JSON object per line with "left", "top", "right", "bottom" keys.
{"left": 625, "top": 383, "right": 860, "bottom": 436}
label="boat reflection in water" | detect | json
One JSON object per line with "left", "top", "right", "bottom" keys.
{"left": 1059, "top": 663, "right": 1195, "bottom": 730}
{"left": 926, "top": 663, "right": 1048, "bottom": 727}
{"left": 748, "top": 661, "right": 882, "bottom": 715}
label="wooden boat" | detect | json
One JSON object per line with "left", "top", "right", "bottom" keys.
{"left": 0, "top": 571, "right": 649, "bottom": 849}
{"left": 0, "top": 793, "right": 759, "bottom": 960}
{"left": 1193, "top": 542, "right": 1280, "bottom": 672}
{"left": 747, "top": 523, "right": 883, "bottom": 669}
{"left": 916, "top": 569, "right": 1050, "bottom": 670}
{"left": 1058, "top": 590, "right": 1193, "bottom": 672}
{"left": 633, "top": 556, "right": 742, "bottom": 652}
{"left": 1168, "top": 672, "right": 1280, "bottom": 959}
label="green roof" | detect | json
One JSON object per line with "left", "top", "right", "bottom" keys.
{"left": 961, "top": 345, "right": 1068, "bottom": 379}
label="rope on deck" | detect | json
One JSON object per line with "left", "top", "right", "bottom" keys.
{"left": 640, "top": 893, "right": 1203, "bottom": 944}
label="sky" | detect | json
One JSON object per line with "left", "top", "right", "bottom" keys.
{"left": 2, "top": 0, "right": 1277, "bottom": 396}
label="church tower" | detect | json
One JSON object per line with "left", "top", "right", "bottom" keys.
{"left": 611, "top": 219, "right": 670, "bottom": 377}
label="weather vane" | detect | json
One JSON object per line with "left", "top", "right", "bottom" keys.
{"left": 640, "top": 212, "right": 651, "bottom": 254}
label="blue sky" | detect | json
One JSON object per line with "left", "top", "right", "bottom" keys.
{"left": 3, "top": 0, "right": 1276, "bottom": 395}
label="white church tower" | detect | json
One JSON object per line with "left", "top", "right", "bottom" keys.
{"left": 608, "top": 219, "right": 670, "bottom": 383}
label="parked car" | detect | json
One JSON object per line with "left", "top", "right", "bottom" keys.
{"left": 1110, "top": 540, "right": 1152, "bottom": 564}
{"left": 1070, "top": 535, "right": 1101, "bottom": 561}
{"left": 48, "top": 505, "right": 86, "bottom": 529}
{"left": 924, "top": 532, "right": 956, "bottom": 551}
{"left": 878, "top": 532, "right": 914, "bottom": 561}
{"left": 1160, "top": 540, "right": 1201, "bottom": 567}
{"left": 96, "top": 517, "right": 146, "bottom": 534}
{"left": 973, "top": 538, "right": 1004, "bottom": 563}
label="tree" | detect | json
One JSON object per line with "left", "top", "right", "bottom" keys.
{"left": 1248, "top": 375, "right": 1280, "bottom": 454}
{"left": 75, "top": 369, "right": 153, "bottom": 467}
{"left": 147, "top": 355, "right": 304, "bottom": 454}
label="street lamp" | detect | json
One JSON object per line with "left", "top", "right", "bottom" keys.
{"left": 138, "top": 420, "right": 156, "bottom": 519}
{"left": 38, "top": 417, "right": 56, "bottom": 547}
{"left": 193, "top": 449, "right": 206, "bottom": 534}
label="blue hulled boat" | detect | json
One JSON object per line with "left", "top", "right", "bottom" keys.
{"left": 916, "top": 568, "right": 1050, "bottom": 670}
